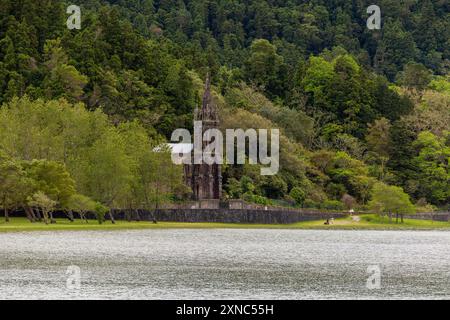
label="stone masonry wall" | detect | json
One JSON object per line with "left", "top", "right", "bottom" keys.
{"left": 109, "top": 208, "right": 346, "bottom": 224}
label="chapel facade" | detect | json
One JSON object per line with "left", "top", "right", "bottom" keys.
{"left": 184, "top": 75, "right": 222, "bottom": 200}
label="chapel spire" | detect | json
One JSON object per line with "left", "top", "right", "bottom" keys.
{"left": 200, "top": 72, "right": 218, "bottom": 121}
{"left": 185, "top": 73, "right": 222, "bottom": 200}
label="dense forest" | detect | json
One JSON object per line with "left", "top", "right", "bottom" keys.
{"left": 0, "top": 0, "right": 449, "bottom": 221}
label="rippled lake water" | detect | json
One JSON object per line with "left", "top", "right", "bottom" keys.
{"left": 0, "top": 229, "right": 449, "bottom": 300}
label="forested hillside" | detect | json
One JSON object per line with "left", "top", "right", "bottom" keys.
{"left": 0, "top": 0, "right": 448, "bottom": 218}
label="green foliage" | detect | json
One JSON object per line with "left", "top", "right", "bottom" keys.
{"left": 289, "top": 187, "right": 306, "bottom": 207}
{"left": 300, "top": 52, "right": 410, "bottom": 138}
{"left": 302, "top": 56, "right": 334, "bottom": 108}
{"left": 27, "top": 191, "right": 57, "bottom": 225}
{"left": 402, "top": 90, "right": 450, "bottom": 137}
{"left": 375, "top": 20, "right": 419, "bottom": 80}
{"left": 412, "top": 131, "right": 450, "bottom": 205}
{"left": 324, "top": 152, "right": 374, "bottom": 202}
{"left": 242, "top": 193, "right": 271, "bottom": 206}
{"left": 369, "top": 182, "right": 416, "bottom": 216}
{"left": 366, "top": 118, "right": 391, "bottom": 158}
{"left": 23, "top": 159, "right": 76, "bottom": 209}
{"left": 67, "top": 194, "right": 98, "bottom": 222}
{"left": 321, "top": 200, "right": 344, "bottom": 211}
{"left": 224, "top": 178, "right": 241, "bottom": 199}
{"left": 428, "top": 76, "right": 450, "bottom": 95}
{"left": 0, "top": 156, "right": 30, "bottom": 221}
{"left": 225, "top": 83, "right": 314, "bottom": 144}
{"left": 396, "top": 63, "right": 432, "bottom": 91}
{"left": 245, "top": 39, "right": 286, "bottom": 98}
{"left": 240, "top": 176, "right": 255, "bottom": 194}
{"left": 94, "top": 203, "right": 109, "bottom": 224}
{"left": 0, "top": 97, "right": 184, "bottom": 215}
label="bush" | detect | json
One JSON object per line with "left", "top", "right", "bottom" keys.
{"left": 321, "top": 200, "right": 345, "bottom": 211}
{"left": 303, "top": 199, "right": 320, "bottom": 209}
{"left": 243, "top": 193, "right": 271, "bottom": 205}
{"left": 94, "top": 203, "right": 109, "bottom": 224}
{"left": 289, "top": 187, "right": 306, "bottom": 207}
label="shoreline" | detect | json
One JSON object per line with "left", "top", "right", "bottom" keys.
{"left": 1, "top": 216, "right": 450, "bottom": 233}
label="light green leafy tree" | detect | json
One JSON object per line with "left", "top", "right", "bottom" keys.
{"left": 28, "top": 191, "right": 57, "bottom": 225}
{"left": 290, "top": 187, "right": 306, "bottom": 207}
{"left": 412, "top": 131, "right": 450, "bottom": 205}
{"left": 369, "top": 182, "right": 416, "bottom": 223}
{"left": 84, "top": 128, "right": 133, "bottom": 223}
{"left": 23, "top": 160, "right": 76, "bottom": 220}
{"left": 0, "top": 155, "right": 29, "bottom": 222}
{"left": 67, "top": 194, "right": 100, "bottom": 223}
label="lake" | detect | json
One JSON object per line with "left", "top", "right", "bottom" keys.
{"left": 0, "top": 229, "right": 449, "bottom": 300}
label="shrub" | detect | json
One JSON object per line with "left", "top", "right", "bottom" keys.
{"left": 303, "top": 199, "right": 320, "bottom": 209}
{"left": 243, "top": 193, "right": 271, "bottom": 205}
{"left": 321, "top": 200, "right": 344, "bottom": 210}
{"left": 289, "top": 187, "right": 306, "bottom": 207}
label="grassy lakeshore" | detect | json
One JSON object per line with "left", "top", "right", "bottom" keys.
{"left": 0, "top": 215, "right": 449, "bottom": 233}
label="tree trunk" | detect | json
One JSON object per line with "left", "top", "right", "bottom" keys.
{"left": 4, "top": 207, "right": 9, "bottom": 223}
{"left": 24, "top": 207, "right": 32, "bottom": 222}
{"left": 388, "top": 212, "right": 392, "bottom": 223}
{"left": 34, "top": 208, "right": 42, "bottom": 222}
{"left": 42, "top": 210, "right": 49, "bottom": 225}
{"left": 82, "top": 211, "right": 88, "bottom": 224}
{"left": 24, "top": 207, "right": 33, "bottom": 222}
{"left": 125, "top": 209, "right": 132, "bottom": 222}
{"left": 49, "top": 211, "right": 56, "bottom": 224}
{"left": 108, "top": 209, "right": 116, "bottom": 224}
{"left": 396, "top": 213, "right": 399, "bottom": 224}
{"left": 66, "top": 210, "right": 74, "bottom": 222}
{"left": 26, "top": 207, "right": 37, "bottom": 222}
{"left": 400, "top": 214, "right": 404, "bottom": 224}
{"left": 135, "top": 209, "right": 141, "bottom": 222}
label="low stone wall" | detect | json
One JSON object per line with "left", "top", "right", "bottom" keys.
{"left": 12, "top": 207, "right": 449, "bottom": 224}
{"left": 11, "top": 207, "right": 346, "bottom": 224}
{"left": 404, "top": 212, "right": 449, "bottom": 222}
{"left": 158, "top": 200, "right": 221, "bottom": 209}
{"left": 109, "top": 209, "right": 346, "bottom": 224}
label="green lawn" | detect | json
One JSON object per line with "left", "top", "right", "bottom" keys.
{"left": 0, "top": 214, "right": 449, "bottom": 233}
